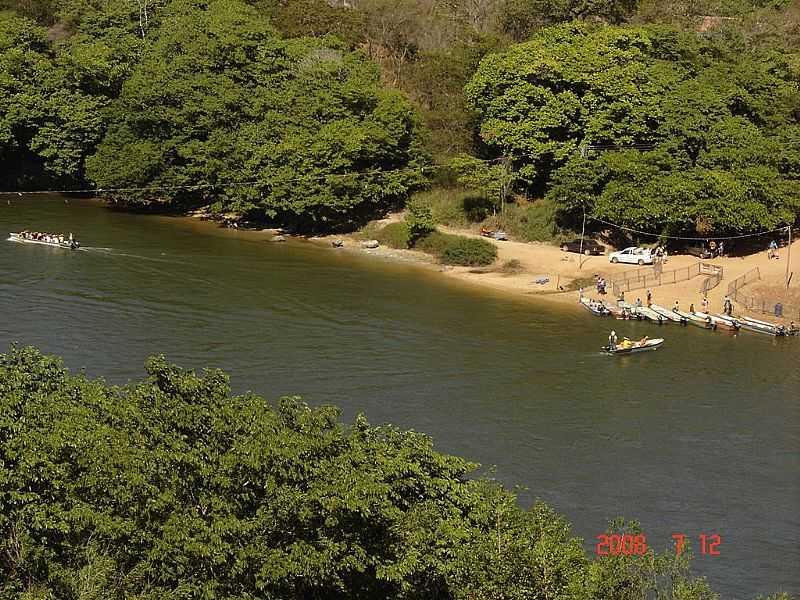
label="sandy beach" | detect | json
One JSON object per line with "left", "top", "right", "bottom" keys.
{"left": 310, "top": 218, "right": 800, "bottom": 323}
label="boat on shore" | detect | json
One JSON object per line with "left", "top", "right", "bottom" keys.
{"left": 632, "top": 305, "right": 666, "bottom": 324}
{"left": 602, "top": 337, "right": 664, "bottom": 355}
{"left": 9, "top": 231, "right": 80, "bottom": 250}
{"left": 579, "top": 296, "right": 610, "bottom": 316}
{"left": 674, "top": 310, "right": 715, "bottom": 329}
{"left": 739, "top": 316, "right": 797, "bottom": 336}
{"left": 706, "top": 314, "right": 740, "bottom": 331}
{"left": 650, "top": 304, "right": 688, "bottom": 325}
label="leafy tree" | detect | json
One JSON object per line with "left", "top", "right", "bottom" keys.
{"left": 0, "top": 12, "right": 105, "bottom": 188}
{"left": 467, "top": 22, "right": 800, "bottom": 235}
{"left": 85, "top": 0, "right": 428, "bottom": 231}
{"left": 404, "top": 196, "right": 436, "bottom": 242}
{"left": 0, "top": 345, "right": 741, "bottom": 599}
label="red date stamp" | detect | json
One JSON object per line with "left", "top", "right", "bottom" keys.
{"left": 595, "top": 533, "right": 722, "bottom": 557}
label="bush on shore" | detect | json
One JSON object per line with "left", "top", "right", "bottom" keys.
{"left": 416, "top": 230, "right": 497, "bottom": 266}
{"left": 376, "top": 221, "right": 411, "bottom": 248}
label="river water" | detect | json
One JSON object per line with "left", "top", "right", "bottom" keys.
{"left": 1, "top": 197, "right": 798, "bottom": 598}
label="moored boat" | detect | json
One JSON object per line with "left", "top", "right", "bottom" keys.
{"left": 602, "top": 337, "right": 664, "bottom": 354}
{"left": 633, "top": 306, "right": 666, "bottom": 324}
{"left": 706, "top": 314, "right": 740, "bottom": 331}
{"left": 579, "top": 296, "right": 611, "bottom": 316}
{"left": 739, "top": 316, "right": 797, "bottom": 336}
{"left": 674, "top": 310, "right": 715, "bottom": 329}
{"left": 650, "top": 304, "right": 688, "bottom": 325}
{"left": 9, "top": 231, "right": 79, "bottom": 249}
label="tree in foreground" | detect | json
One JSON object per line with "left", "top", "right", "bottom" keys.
{"left": 0, "top": 346, "right": 745, "bottom": 599}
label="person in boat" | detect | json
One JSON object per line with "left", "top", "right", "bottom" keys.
{"left": 788, "top": 321, "right": 798, "bottom": 335}
{"left": 608, "top": 330, "right": 618, "bottom": 350}
{"left": 636, "top": 336, "right": 649, "bottom": 348}
{"left": 635, "top": 297, "right": 642, "bottom": 307}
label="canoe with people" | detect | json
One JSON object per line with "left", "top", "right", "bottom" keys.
{"left": 603, "top": 331, "right": 664, "bottom": 354}
{"left": 579, "top": 296, "right": 611, "bottom": 316}
{"left": 9, "top": 231, "right": 80, "bottom": 250}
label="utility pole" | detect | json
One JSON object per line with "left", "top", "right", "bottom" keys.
{"left": 500, "top": 156, "right": 511, "bottom": 220}
{"left": 786, "top": 224, "right": 792, "bottom": 288}
{"left": 579, "top": 204, "right": 586, "bottom": 269}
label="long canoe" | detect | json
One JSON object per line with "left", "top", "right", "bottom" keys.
{"left": 634, "top": 306, "right": 667, "bottom": 324}
{"left": 602, "top": 338, "right": 665, "bottom": 355}
{"left": 740, "top": 316, "right": 796, "bottom": 336}
{"left": 579, "top": 296, "right": 611, "bottom": 316}
{"left": 673, "top": 310, "right": 715, "bottom": 329}
{"left": 706, "top": 314, "right": 740, "bottom": 331}
{"left": 650, "top": 304, "right": 688, "bottom": 324}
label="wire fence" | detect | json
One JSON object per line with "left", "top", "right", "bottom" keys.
{"left": 700, "top": 263, "right": 724, "bottom": 294}
{"left": 609, "top": 262, "right": 719, "bottom": 296}
{"left": 727, "top": 267, "right": 800, "bottom": 320}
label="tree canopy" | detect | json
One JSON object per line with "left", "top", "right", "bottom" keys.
{"left": 0, "top": 345, "right": 740, "bottom": 599}
{"left": 465, "top": 22, "right": 800, "bottom": 235}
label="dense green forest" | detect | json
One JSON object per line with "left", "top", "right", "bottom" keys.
{"left": 0, "top": 0, "right": 799, "bottom": 233}
{"left": 0, "top": 345, "right": 793, "bottom": 599}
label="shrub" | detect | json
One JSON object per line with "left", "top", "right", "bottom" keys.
{"left": 503, "top": 198, "right": 559, "bottom": 242}
{"left": 405, "top": 197, "right": 436, "bottom": 242}
{"left": 376, "top": 222, "right": 411, "bottom": 248}
{"left": 407, "top": 189, "right": 494, "bottom": 227}
{"left": 415, "top": 231, "right": 497, "bottom": 266}
{"left": 440, "top": 236, "right": 497, "bottom": 266}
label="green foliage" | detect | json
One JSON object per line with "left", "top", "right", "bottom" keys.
{"left": 376, "top": 221, "right": 411, "bottom": 248}
{"left": 498, "top": 0, "right": 639, "bottom": 40}
{"left": 0, "top": 12, "right": 107, "bottom": 189}
{"left": 404, "top": 196, "right": 436, "bottom": 241}
{"left": 449, "top": 155, "right": 514, "bottom": 211}
{"left": 415, "top": 231, "right": 497, "bottom": 265}
{"left": 408, "top": 188, "right": 495, "bottom": 227}
{"left": 440, "top": 236, "right": 498, "bottom": 266}
{"left": 503, "top": 198, "right": 560, "bottom": 241}
{"left": 82, "top": 0, "right": 429, "bottom": 231}
{"left": 467, "top": 22, "right": 800, "bottom": 235}
{"left": 0, "top": 346, "right": 777, "bottom": 598}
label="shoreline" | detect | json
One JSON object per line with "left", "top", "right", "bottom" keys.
{"left": 77, "top": 197, "right": 800, "bottom": 322}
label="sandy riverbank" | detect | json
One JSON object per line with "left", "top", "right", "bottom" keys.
{"left": 305, "top": 218, "right": 800, "bottom": 322}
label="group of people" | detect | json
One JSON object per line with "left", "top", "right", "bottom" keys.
{"left": 18, "top": 231, "right": 78, "bottom": 248}
{"left": 595, "top": 277, "right": 607, "bottom": 295}
{"left": 607, "top": 330, "right": 649, "bottom": 350}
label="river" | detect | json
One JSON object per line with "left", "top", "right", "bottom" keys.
{"left": 1, "top": 196, "right": 798, "bottom": 598}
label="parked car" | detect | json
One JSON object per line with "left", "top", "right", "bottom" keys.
{"left": 560, "top": 239, "right": 605, "bottom": 255}
{"left": 685, "top": 245, "right": 713, "bottom": 259}
{"left": 608, "top": 247, "right": 654, "bottom": 265}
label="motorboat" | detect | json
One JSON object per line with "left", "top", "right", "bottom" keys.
{"left": 603, "top": 337, "right": 665, "bottom": 354}
{"left": 9, "top": 231, "right": 79, "bottom": 249}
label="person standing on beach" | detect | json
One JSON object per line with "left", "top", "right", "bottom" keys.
{"left": 718, "top": 240, "right": 724, "bottom": 257}
{"left": 673, "top": 300, "right": 680, "bottom": 313}
{"left": 646, "top": 289, "right": 652, "bottom": 306}
{"left": 702, "top": 296, "right": 709, "bottom": 313}
{"left": 769, "top": 240, "right": 778, "bottom": 259}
